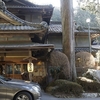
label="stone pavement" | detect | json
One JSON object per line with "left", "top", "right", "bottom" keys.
{"left": 41, "top": 91, "right": 100, "bottom": 100}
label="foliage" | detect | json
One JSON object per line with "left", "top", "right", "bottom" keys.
{"left": 74, "top": 8, "right": 99, "bottom": 27}
{"left": 51, "top": 6, "right": 99, "bottom": 28}
{"left": 49, "top": 66, "right": 62, "bottom": 79}
{"left": 51, "top": 7, "right": 61, "bottom": 21}
{"left": 75, "top": 51, "right": 95, "bottom": 68}
{"left": 46, "top": 79, "right": 83, "bottom": 97}
{"left": 49, "top": 50, "right": 71, "bottom": 80}
{"left": 77, "top": 0, "right": 100, "bottom": 27}
{"left": 77, "top": 0, "right": 99, "bottom": 14}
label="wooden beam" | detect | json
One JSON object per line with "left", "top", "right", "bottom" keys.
{"left": 0, "top": 11, "right": 22, "bottom": 25}
{"left": 0, "top": 30, "right": 46, "bottom": 34}
{"left": 0, "top": 50, "right": 28, "bottom": 53}
{"left": 0, "top": 46, "right": 54, "bottom": 50}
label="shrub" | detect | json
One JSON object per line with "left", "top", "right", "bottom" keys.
{"left": 46, "top": 79, "right": 83, "bottom": 97}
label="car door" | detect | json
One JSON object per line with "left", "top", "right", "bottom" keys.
{"left": 6, "top": 84, "right": 17, "bottom": 100}
{"left": 0, "top": 80, "right": 7, "bottom": 100}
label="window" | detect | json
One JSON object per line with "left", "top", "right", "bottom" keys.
{"left": 14, "top": 64, "right": 21, "bottom": 74}
{"left": 6, "top": 65, "right": 13, "bottom": 74}
{"left": 23, "top": 64, "right": 28, "bottom": 72}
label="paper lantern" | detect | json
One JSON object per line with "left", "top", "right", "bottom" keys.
{"left": 27, "top": 62, "right": 34, "bottom": 72}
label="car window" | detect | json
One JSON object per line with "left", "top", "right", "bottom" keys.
{"left": 0, "top": 80, "right": 3, "bottom": 84}
{"left": 0, "top": 75, "right": 11, "bottom": 81}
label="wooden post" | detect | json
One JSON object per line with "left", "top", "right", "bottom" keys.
{"left": 23, "top": 50, "right": 37, "bottom": 82}
{"left": 60, "top": 0, "right": 77, "bottom": 81}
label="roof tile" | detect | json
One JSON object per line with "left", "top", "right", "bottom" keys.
{"left": 0, "top": 1, "right": 48, "bottom": 31}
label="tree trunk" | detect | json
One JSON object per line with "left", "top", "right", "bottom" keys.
{"left": 60, "top": 0, "right": 77, "bottom": 81}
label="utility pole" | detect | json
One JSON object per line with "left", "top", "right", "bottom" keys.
{"left": 86, "top": 18, "right": 91, "bottom": 53}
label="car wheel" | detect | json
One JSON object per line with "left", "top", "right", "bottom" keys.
{"left": 14, "top": 92, "right": 32, "bottom": 100}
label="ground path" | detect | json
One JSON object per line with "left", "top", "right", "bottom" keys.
{"left": 41, "top": 91, "right": 100, "bottom": 100}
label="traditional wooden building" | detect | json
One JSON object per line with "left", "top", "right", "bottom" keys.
{"left": 3, "top": 0, "right": 53, "bottom": 25}
{"left": 2, "top": 0, "right": 100, "bottom": 82}
{"left": 0, "top": 0, "right": 54, "bottom": 84}
{"left": 48, "top": 21, "right": 100, "bottom": 53}
{"left": 48, "top": 21, "right": 100, "bottom": 76}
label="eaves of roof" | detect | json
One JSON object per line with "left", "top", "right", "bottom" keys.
{"left": 0, "top": 24, "right": 41, "bottom": 31}
{"left": 48, "top": 23, "right": 100, "bottom": 34}
{"left": 4, "top": 0, "right": 53, "bottom": 8}
{"left": 0, "top": 1, "right": 48, "bottom": 32}
{"left": 0, "top": 22, "right": 47, "bottom": 34}
{"left": 6, "top": 5, "right": 54, "bottom": 9}
{"left": 0, "top": 43, "right": 54, "bottom": 50}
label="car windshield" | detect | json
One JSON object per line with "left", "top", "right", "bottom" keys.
{"left": 0, "top": 75, "right": 11, "bottom": 81}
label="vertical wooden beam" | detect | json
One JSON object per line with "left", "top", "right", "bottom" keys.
{"left": 61, "top": 0, "right": 77, "bottom": 80}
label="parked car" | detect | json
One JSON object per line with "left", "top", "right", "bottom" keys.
{"left": 0, "top": 75, "right": 41, "bottom": 100}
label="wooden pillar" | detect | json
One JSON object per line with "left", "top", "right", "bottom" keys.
{"left": 60, "top": 0, "right": 77, "bottom": 81}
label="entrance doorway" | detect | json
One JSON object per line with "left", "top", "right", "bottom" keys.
{"left": 4, "top": 63, "right": 28, "bottom": 79}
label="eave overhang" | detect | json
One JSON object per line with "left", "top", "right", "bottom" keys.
{"left": 0, "top": 43, "right": 54, "bottom": 50}
{"left": 0, "top": 0, "right": 48, "bottom": 34}
{"left": 0, "top": 29, "right": 46, "bottom": 34}
{"left": 0, "top": 11, "right": 21, "bottom": 25}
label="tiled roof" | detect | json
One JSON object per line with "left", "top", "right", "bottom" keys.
{"left": 48, "top": 23, "right": 100, "bottom": 34}
{"left": 3, "top": 0, "right": 35, "bottom": 6}
{"left": 0, "top": 24, "right": 38, "bottom": 30}
{"left": 49, "top": 24, "right": 62, "bottom": 33}
{"left": 4, "top": 0, "right": 53, "bottom": 8}
{"left": 6, "top": 5, "right": 53, "bottom": 9}
{"left": 0, "top": 1, "right": 48, "bottom": 31}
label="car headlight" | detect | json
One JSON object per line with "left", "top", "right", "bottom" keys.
{"left": 32, "top": 86, "right": 39, "bottom": 92}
